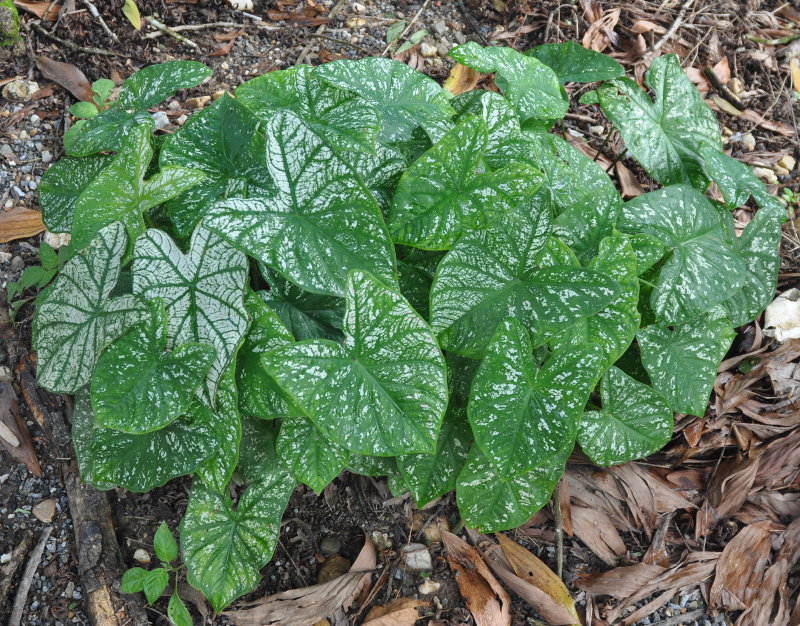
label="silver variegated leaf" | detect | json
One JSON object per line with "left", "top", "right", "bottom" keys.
{"left": 277, "top": 416, "right": 349, "bottom": 493}
{"left": 196, "top": 366, "right": 242, "bottom": 493}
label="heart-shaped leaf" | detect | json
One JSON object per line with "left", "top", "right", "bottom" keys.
{"left": 90, "top": 299, "right": 215, "bottom": 433}
{"left": 314, "top": 57, "right": 455, "bottom": 143}
{"left": 449, "top": 42, "right": 568, "bottom": 122}
{"left": 277, "top": 416, "right": 349, "bottom": 493}
{"left": 592, "top": 54, "right": 721, "bottom": 186}
{"left": 388, "top": 116, "right": 544, "bottom": 250}
{"left": 154, "top": 521, "right": 178, "bottom": 563}
{"left": 180, "top": 474, "right": 295, "bottom": 613}
{"left": 619, "top": 185, "right": 745, "bottom": 324}
{"left": 132, "top": 224, "right": 249, "bottom": 404}
{"left": 159, "top": 93, "right": 274, "bottom": 237}
{"left": 33, "top": 222, "right": 148, "bottom": 393}
{"left": 452, "top": 91, "right": 521, "bottom": 168}
{"left": 205, "top": 110, "right": 396, "bottom": 297}
{"left": 71, "top": 124, "right": 206, "bottom": 252}
{"left": 469, "top": 318, "right": 602, "bottom": 475}
{"left": 264, "top": 270, "right": 448, "bottom": 456}
{"left": 526, "top": 41, "right": 623, "bottom": 83}
{"left": 579, "top": 367, "right": 673, "bottom": 466}
{"left": 638, "top": 315, "right": 735, "bottom": 417}
{"left": 698, "top": 144, "right": 777, "bottom": 211}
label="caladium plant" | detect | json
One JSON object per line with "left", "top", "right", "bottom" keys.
{"left": 32, "top": 44, "right": 783, "bottom": 612}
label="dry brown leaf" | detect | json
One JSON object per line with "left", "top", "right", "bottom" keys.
{"left": 227, "top": 537, "right": 375, "bottom": 625}
{"left": 441, "top": 530, "right": 511, "bottom": 626}
{"left": 642, "top": 513, "right": 672, "bottom": 568}
{"left": 13, "top": 0, "right": 59, "bottom": 20}
{"left": 736, "top": 560, "right": 791, "bottom": 626}
{"left": 443, "top": 63, "right": 482, "bottom": 96}
{"left": 34, "top": 55, "right": 93, "bottom": 102}
{"left": 630, "top": 19, "right": 665, "bottom": 34}
{"left": 0, "top": 383, "right": 42, "bottom": 477}
{"left": 0, "top": 207, "right": 45, "bottom": 243}
{"left": 710, "top": 520, "right": 773, "bottom": 611}
{"left": 616, "top": 162, "right": 645, "bottom": 198}
{"left": 570, "top": 504, "right": 626, "bottom": 566}
{"left": 575, "top": 562, "right": 666, "bottom": 598}
{"left": 582, "top": 8, "right": 620, "bottom": 52}
{"left": 696, "top": 456, "right": 759, "bottom": 537}
{"left": 713, "top": 57, "right": 731, "bottom": 84}
{"left": 754, "top": 429, "right": 800, "bottom": 490}
{"left": 362, "top": 598, "right": 429, "bottom": 626}
{"left": 210, "top": 39, "right": 237, "bottom": 57}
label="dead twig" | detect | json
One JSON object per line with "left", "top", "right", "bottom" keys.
{"left": 702, "top": 65, "right": 744, "bottom": 110}
{"left": 645, "top": 0, "right": 696, "bottom": 62}
{"left": 552, "top": 481, "right": 564, "bottom": 580}
{"left": 8, "top": 527, "right": 52, "bottom": 626}
{"left": 144, "top": 16, "right": 199, "bottom": 49}
{"left": 142, "top": 20, "right": 280, "bottom": 40}
{"left": 310, "top": 33, "right": 373, "bottom": 54}
{"left": 456, "top": 0, "right": 488, "bottom": 46}
{"left": 29, "top": 22, "right": 128, "bottom": 57}
{"left": 80, "top": 0, "right": 118, "bottom": 41}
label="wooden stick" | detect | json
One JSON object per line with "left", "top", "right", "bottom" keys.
{"left": 30, "top": 22, "right": 129, "bottom": 57}
{"left": 142, "top": 20, "right": 280, "bottom": 40}
{"left": 144, "top": 16, "right": 199, "bottom": 49}
{"left": 8, "top": 527, "right": 52, "bottom": 626}
{"left": 382, "top": 0, "right": 431, "bottom": 56}
{"left": 81, "top": 0, "right": 118, "bottom": 41}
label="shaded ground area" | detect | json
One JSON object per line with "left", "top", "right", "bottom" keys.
{"left": 1, "top": 0, "right": 799, "bottom": 624}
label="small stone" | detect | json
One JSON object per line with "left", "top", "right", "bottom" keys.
{"left": 152, "top": 111, "right": 170, "bottom": 129}
{"left": 370, "top": 531, "right": 392, "bottom": 552}
{"left": 454, "top": 31, "right": 467, "bottom": 44}
{"left": 186, "top": 96, "right": 211, "bottom": 110}
{"left": 752, "top": 166, "right": 778, "bottom": 184}
{"left": 740, "top": 133, "right": 756, "bottom": 152}
{"left": 65, "top": 581, "right": 74, "bottom": 599}
{"left": 778, "top": 155, "right": 796, "bottom": 172}
{"left": 43, "top": 231, "right": 71, "bottom": 250}
{"left": 133, "top": 548, "right": 150, "bottom": 564}
{"left": 41, "top": 150, "right": 53, "bottom": 164}
{"left": 420, "top": 42, "right": 438, "bottom": 58}
{"left": 30, "top": 114, "right": 40, "bottom": 125}
{"left": 0, "top": 366, "right": 11, "bottom": 382}
{"left": 352, "top": 2, "right": 366, "bottom": 14}
{"left": 10, "top": 256, "right": 24, "bottom": 272}
{"left": 0, "top": 553, "right": 10, "bottom": 564}
{"left": 345, "top": 16, "right": 366, "bottom": 28}
{"left": 176, "top": 114, "right": 188, "bottom": 126}
{"left": 0, "top": 251, "right": 11, "bottom": 264}
{"left": 320, "top": 536, "right": 341, "bottom": 556}
{"left": 435, "top": 42, "right": 450, "bottom": 58}
{"left": 220, "top": 61, "right": 230, "bottom": 70}
{"left": 590, "top": 125, "right": 606, "bottom": 136}
{"left": 432, "top": 20, "right": 447, "bottom": 36}
{"left": 418, "top": 579, "right": 441, "bottom": 594}
{"left": 0, "top": 143, "right": 14, "bottom": 159}
{"left": 401, "top": 543, "right": 432, "bottom": 571}
{"left": 2, "top": 80, "right": 40, "bottom": 102}
{"left": 423, "top": 517, "right": 449, "bottom": 545}
{"left": 774, "top": 165, "right": 790, "bottom": 176}
{"left": 168, "top": 100, "right": 181, "bottom": 111}
{"left": 32, "top": 499, "right": 56, "bottom": 523}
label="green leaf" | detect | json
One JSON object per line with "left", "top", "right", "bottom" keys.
{"left": 122, "top": 0, "right": 141, "bottom": 29}
{"left": 180, "top": 475, "right": 295, "bottom": 613}
{"left": 551, "top": 234, "right": 640, "bottom": 370}
{"left": 237, "top": 291, "right": 301, "bottom": 420}
{"left": 619, "top": 185, "right": 746, "bottom": 324}
{"left": 264, "top": 270, "right": 448, "bottom": 456}
{"left": 236, "top": 65, "right": 381, "bottom": 152}
{"left": 638, "top": 315, "right": 735, "bottom": 417}
{"left": 69, "top": 101, "right": 99, "bottom": 119}
{"left": 469, "top": 319, "right": 602, "bottom": 475}
{"left": 71, "top": 125, "right": 206, "bottom": 252}
{"left": 698, "top": 144, "right": 778, "bottom": 210}
{"left": 236, "top": 414, "right": 282, "bottom": 484}
{"left": 277, "top": 416, "right": 349, "bottom": 493}
{"left": 396, "top": 405, "right": 471, "bottom": 507}
{"left": 314, "top": 57, "right": 455, "bottom": 143}
{"left": 396, "top": 257, "right": 433, "bottom": 319}
{"left": 526, "top": 41, "right": 624, "bottom": 83}
{"left": 39, "top": 242, "right": 57, "bottom": 271}
{"left": 386, "top": 20, "right": 406, "bottom": 44}
{"left": 168, "top": 593, "right": 193, "bottom": 626}
{"left": 73, "top": 388, "right": 219, "bottom": 491}
{"left": 205, "top": 110, "right": 396, "bottom": 297}
{"left": 121, "top": 567, "right": 148, "bottom": 593}
{"left": 594, "top": 54, "right": 721, "bottom": 186}
{"left": 449, "top": 42, "right": 568, "bottom": 122}
{"left": 132, "top": 224, "right": 249, "bottom": 404}
{"left": 456, "top": 443, "right": 569, "bottom": 532}
{"left": 38, "top": 154, "right": 113, "bottom": 233}
{"left": 721, "top": 200, "right": 784, "bottom": 326}
{"left": 154, "top": 521, "right": 178, "bottom": 563}
{"left": 92, "top": 78, "right": 115, "bottom": 102}
{"left": 32, "top": 222, "right": 148, "bottom": 393}
{"left": 144, "top": 568, "right": 169, "bottom": 605}
{"left": 259, "top": 267, "right": 344, "bottom": 341}
{"left": 430, "top": 202, "right": 620, "bottom": 358}
{"left": 579, "top": 367, "right": 673, "bottom": 466}
{"left": 452, "top": 91, "right": 521, "bottom": 169}
{"left": 346, "top": 454, "right": 396, "bottom": 477}
{"left": 160, "top": 93, "right": 274, "bottom": 237}
{"left": 388, "top": 117, "right": 545, "bottom": 250}
{"left": 90, "top": 300, "right": 215, "bottom": 433}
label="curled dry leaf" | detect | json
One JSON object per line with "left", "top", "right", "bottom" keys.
{"left": 0, "top": 207, "right": 46, "bottom": 244}
{"left": 13, "top": 1, "right": 60, "bottom": 20}
{"left": 441, "top": 530, "right": 511, "bottom": 626}
{"left": 227, "top": 537, "right": 376, "bottom": 625}
{"left": 582, "top": 8, "right": 620, "bottom": 52}
{"left": 362, "top": 597, "right": 430, "bottom": 626}
{"left": 736, "top": 560, "right": 791, "bottom": 626}
{"left": 34, "top": 55, "right": 93, "bottom": 103}
{"left": 569, "top": 504, "right": 626, "bottom": 567}
{"left": 0, "top": 383, "right": 42, "bottom": 477}
{"left": 710, "top": 520, "right": 773, "bottom": 611}
{"left": 443, "top": 63, "right": 482, "bottom": 96}
{"left": 695, "top": 455, "right": 759, "bottom": 538}
{"left": 575, "top": 562, "right": 666, "bottom": 598}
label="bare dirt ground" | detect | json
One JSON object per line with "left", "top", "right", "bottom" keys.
{"left": 1, "top": 1, "right": 799, "bottom": 625}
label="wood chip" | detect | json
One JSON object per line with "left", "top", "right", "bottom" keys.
{"left": 0, "top": 208, "right": 46, "bottom": 244}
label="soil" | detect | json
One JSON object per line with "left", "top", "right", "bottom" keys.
{"left": 1, "top": 1, "right": 799, "bottom": 625}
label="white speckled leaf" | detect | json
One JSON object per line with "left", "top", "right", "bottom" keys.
{"left": 264, "top": 270, "right": 448, "bottom": 456}
{"left": 721, "top": 200, "right": 784, "bottom": 326}
{"left": 90, "top": 300, "right": 216, "bottom": 434}
{"left": 469, "top": 318, "right": 602, "bottom": 475}
{"left": 132, "top": 224, "right": 249, "bottom": 404}
{"left": 160, "top": 93, "right": 274, "bottom": 237}
{"left": 39, "top": 154, "right": 113, "bottom": 233}
{"left": 551, "top": 234, "right": 640, "bottom": 370}
{"left": 388, "top": 117, "right": 544, "bottom": 250}
{"left": 346, "top": 454, "right": 397, "bottom": 477}
{"left": 526, "top": 41, "right": 623, "bottom": 84}
{"left": 579, "top": 367, "right": 672, "bottom": 466}
{"left": 196, "top": 366, "right": 242, "bottom": 494}
{"left": 179, "top": 473, "right": 295, "bottom": 613}
{"left": 620, "top": 185, "right": 746, "bottom": 325}
{"left": 33, "top": 222, "right": 148, "bottom": 393}
{"left": 430, "top": 202, "right": 620, "bottom": 358}
{"left": 72, "top": 388, "right": 218, "bottom": 492}
{"left": 698, "top": 145, "right": 777, "bottom": 210}
{"left": 396, "top": 405, "right": 472, "bottom": 507}
{"left": 452, "top": 91, "right": 521, "bottom": 168}
{"left": 456, "top": 442, "right": 569, "bottom": 532}
{"left": 236, "top": 65, "right": 380, "bottom": 152}
{"left": 314, "top": 57, "right": 455, "bottom": 143}
{"left": 638, "top": 316, "right": 734, "bottom": 417}
{"left": 593, "top": 54, "right": 721, "bottom": 186}
{"left": 205, "top": 110, "right": 396, "bottom": 297}
{"left": 236, "top": 414, "right": 283, "bottom": 484}
{"left": 449, "top": 42, "right": 568, "bottom": 122}
{"left": 71, "top": 124, "right": 206, "bottom": 252}
{"left": 277, "top": 416, "right": 349, "bottom": 493}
